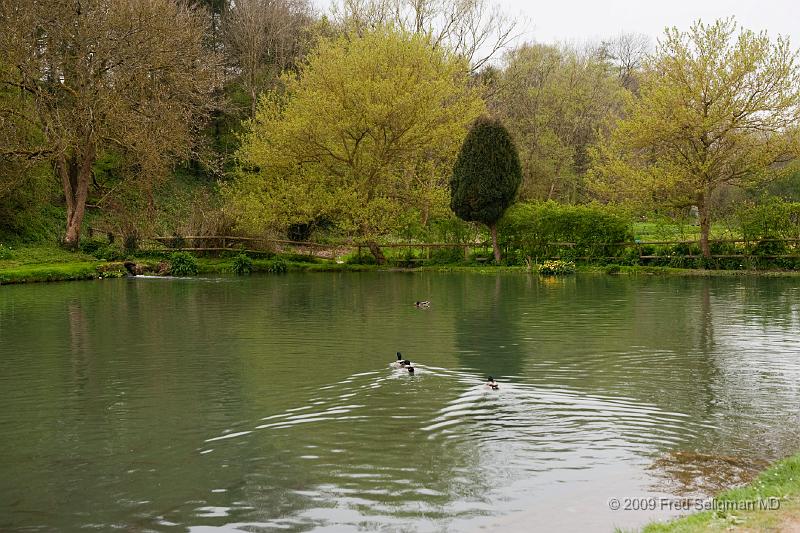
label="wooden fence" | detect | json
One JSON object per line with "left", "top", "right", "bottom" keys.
{"left": 533, "top": 238, "right": 800, "bottom": 261}
{"left": 85, "top": 230, "right": 493, "bottom": 262}
{"left": 86, "top": 227, "right": 800, "bottom": 263}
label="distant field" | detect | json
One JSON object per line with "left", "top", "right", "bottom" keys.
{"left": 632, "top": 220, "right": 740, "bottom": 242}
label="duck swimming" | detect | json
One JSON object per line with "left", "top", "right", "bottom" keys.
{"left": 415, "top": 301, "right": 431, "bottom": 309}
{"left": 407, "top": 366, "right": 415, "bottom": 374}
{"left": 486, "top": 376, "right": 499, "bottom": 390}
{"left": 391, "top": 352, "right": 413, "bottom": 368}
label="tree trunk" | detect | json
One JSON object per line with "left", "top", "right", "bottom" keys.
{"left": 490, "top": 222, "right": 501, "bottom": 263}
{"left": 367, "top": 241, "right": 386, "bottom": 265}
{"left": 58, "top": 143, "right": 96, "bottom": 249}
{"left": 698, "top": 194, "right": 711, "bottom": 259}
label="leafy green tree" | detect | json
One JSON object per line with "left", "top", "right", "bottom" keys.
{"left": 450, "top": 116, "right": 522, "bottom": 262}
{"left": 0, "top": 0, "right": 218, "bottom": 248}
{"left": 490, "top": 43, "right": 627, "bottom": 202}
{"left": 590, "top": 18, "right": 800, "bottom": 257}
{"left": 225, "top": 27, "right": 484, "bottom": 261}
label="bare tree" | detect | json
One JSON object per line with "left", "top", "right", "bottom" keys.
{"left": 223, "top": 0, "right": 313, "bottom": 116}
{"left": 600, "top": 32, "right": 651, "bottom": 92}
{"left": 330, "top": 0, "right": 520, "bottom": 72}
{"left": 0, "top": 0, "right": 219, "bottom": 247}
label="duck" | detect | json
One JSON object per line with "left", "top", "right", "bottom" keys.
{"left": 407, "top": 366, "right": 415, "bottom": 375}
{"left": 486, "top": 376, "right": 499, "bottom": 390}
{"left": 415, "top": 301, "right": 431, "bottom": 309}
{"left": 391, "top": 352, "right": 413, "bottom": 368}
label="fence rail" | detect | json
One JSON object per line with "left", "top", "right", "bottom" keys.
{"left": 86, "top": 227, "right": 800, "bottom": 263}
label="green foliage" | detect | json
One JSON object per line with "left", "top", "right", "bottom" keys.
{"left": 736, "top": 198, "right": 800, "bottom": 241}
{"left": 232, "top": 253, "right": 253, "bottom": 275}
{"left": 590, "top": 19, "right": 800, "bottom": 256}
{"left": 0, "top": 243, "right": 12, "bottom": 260}
{"left": 537, "top": 260, "right": 576, "bottom": 275}
{"left": 169, "top": 251, "right": 199, "bottom": 276}
{"left": 604, "top": 263, "right": 621, "bottom": 274}
{"left": 0, "top": 197, "right": 64, "bottom": 245}
{"left": 499, "top": 201, "right": 633, "bottom": 260}
{"left": 123, "top": 234, "right": 139, "bottom": 254}
{"left": 226, "top": 26, "right": 484, "bottom": 238}
{"left": 752, "top": 238, "right": 787, "bottom": 256}
{"left": 79, "top": 239, "right": 123, "bottom": 261}
{"left": 426, "top": 246, "right": 465, "bottom": 265}
{"left": 450, "top": 116, "right": 522, "bottom": 226}
{"left": 345, "top": 252, "right": 377, "bottom": 265}
{"left": 493, "top": 43, "right": 627, "bottom": 201}
{"left": 281, "top": 253, "right": 319, "bottom": 263}
{"left": 0, "top": 263, "right": 100, "bottom": 285}
{"left": 167, "top": 233, "right": 186, "bottom": 249}
{"left": 265, "top": 258, "right": 288, "bottom": 274}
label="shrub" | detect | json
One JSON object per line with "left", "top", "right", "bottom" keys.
{"left": 169, "top": 251, "right": 198, "bottom": 276}
{"left": 167, "top": 232, "right": 185, "bottom": 249}
{"left": 426, "top": 246, "right": 465, "bottom": 265}
{"left": 619, "top": 247, "right": 640, "bottom": 266}
{"left": 281, "top": 252, "right": 319, "bottom": 263}
{"left": 0, "top": 243, "right": 12, "bottom": 260}
{"left": 537, "top": 259, "right": 576, "bottom": 275}
{"left": 752, "top": 237, "right": 787, "bottom": 257}
{"left": 123, "top": 233, "right": 139, "bottom": 254}
{"left": 736, "top": 198, "right": 800, "bottom": 241}
{"left": 345, "top": 252, "right": 377, "bottom": 265}
{"left": 79, "top": 239, "right": 122, "bottom": 261}
{"left": 604, "top": 264, "right": 621, "bottom": 274}
{"left": 266, "top": 258, "right": 288, "bottom": 274}
{"left": 499, "top": 201, "right": 633, "bottom": 262}
{"left": 232, "top": 253, "right": 253, "bottom": 275}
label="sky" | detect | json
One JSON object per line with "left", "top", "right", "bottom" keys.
{"left": 498, "top": 0, "right": 800, "bottom": 48}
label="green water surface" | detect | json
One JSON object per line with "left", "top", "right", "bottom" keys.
{"left": 1, "top": 273, "right": 799, "bottom": 532}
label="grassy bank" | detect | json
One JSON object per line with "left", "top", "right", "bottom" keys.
{"left": 641, "top": 453, "right": 800, "bottom": 532}
{"left": 0, "top": 245, "right": 106, "bottom": 284}
{"left": 8, "top": 244, "right": 800, "bottom": 285}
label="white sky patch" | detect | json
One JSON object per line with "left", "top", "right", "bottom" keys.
{"left": 313, "top": 0, "right": 800, "bottom": 53}
{"left": 497, "top": 0, "right": 800, "bottom": 48}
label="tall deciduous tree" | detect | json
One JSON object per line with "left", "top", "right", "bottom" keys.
{"left": 225, "top": 27, "right": 484, "bottom": 261}
{"left": 590, "top": 18, "right": 800, "bottom": 257}
{"left": 330, "top": 0, "right": 519, "bottom": 72}
{"left": 491, "top": 43, "right": 626, "bottom": 202}
{"left": 450, "top": 116, "right": 522, "bottom": 262}
{"left": 222, "top": 0, "right": 313, "bottom": 117}
{"left": 0, "top": 0, "right": 218, "bottom": 248}
{"left": 600, "top": 33, "right": 650, "bottom": 93}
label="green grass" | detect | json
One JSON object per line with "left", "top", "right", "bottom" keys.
{"left": 0, "top": 262, "right": 102, "bottom": 284}
{"left": 0, "top": 245, "right": 109, "bottom": 284}
{"left": 642, "top": 453, "right": 800, "bottom": 532}
{"left": 8, "top": 243, "right": 800, "bottom": 286}
{"left": 0, "top": 244, "right": 97, "bottom": 269}
{"left": 632, "top": 221, "right": 739, "bottom": 242}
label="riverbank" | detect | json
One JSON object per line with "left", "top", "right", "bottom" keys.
{"left": 640, "top": 452, "right": 800, "bottom": 532}
{"left": 7, "top": 245, "right": 800, "bottom": 285}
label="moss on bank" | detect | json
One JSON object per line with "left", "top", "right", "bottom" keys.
{"left": 641, "top": 453, "right": 800, "bottom": 532}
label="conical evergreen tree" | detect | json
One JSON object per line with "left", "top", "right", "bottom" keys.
{"left": 450, "top": 116, "right": 522, "bottom": 262}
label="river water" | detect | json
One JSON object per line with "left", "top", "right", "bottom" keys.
{"left": 1, "top": 272, "right": 799, "bottom": 531}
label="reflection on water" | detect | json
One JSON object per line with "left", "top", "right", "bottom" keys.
{"left": 1, "top": 273, "right": 800, "bottom": 532}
